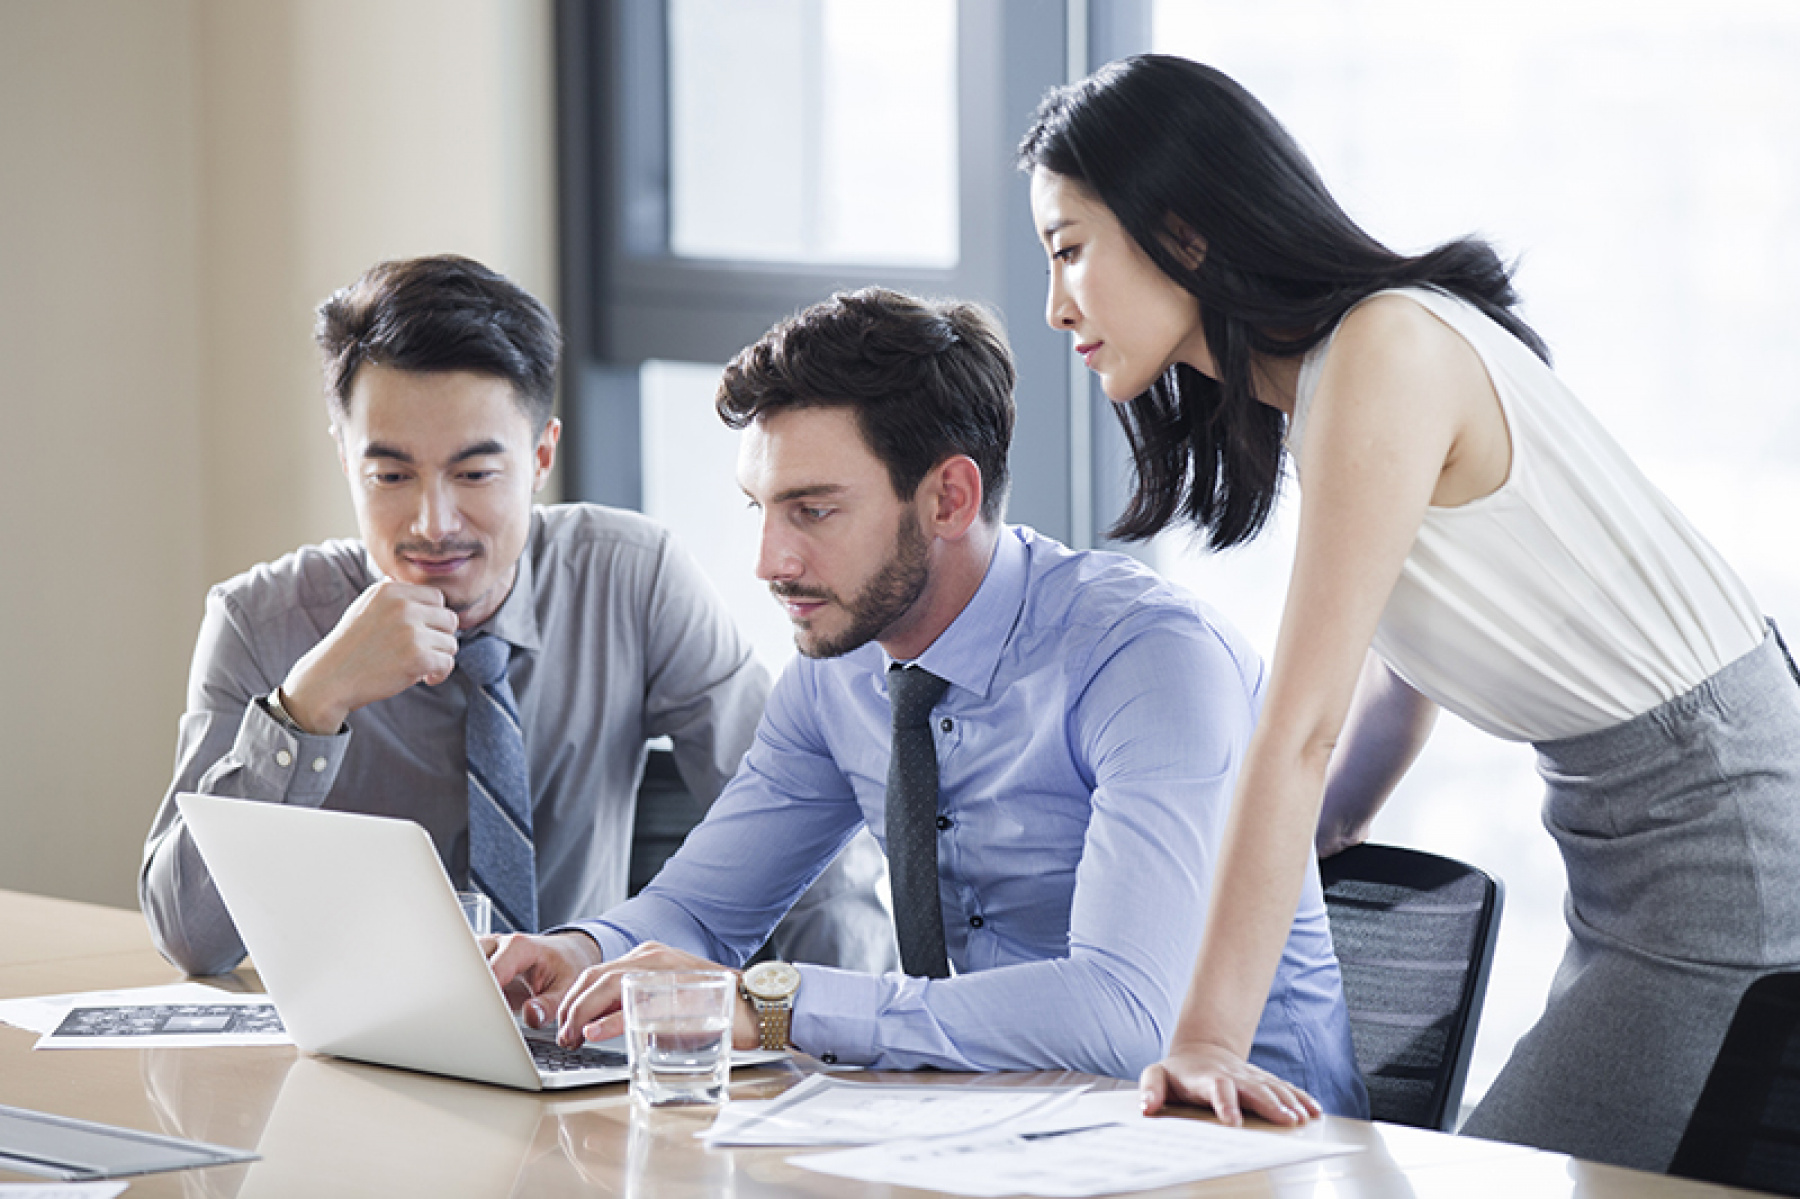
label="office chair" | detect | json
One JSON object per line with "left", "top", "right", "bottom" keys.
{"left": 627, "top": 747, "right": 709, "bottom": 896}
{"left": 1669, "top": 971, "right": 1800, "bottom": 1196}
{"left": 1320, "top": 843, "right": 1504, "bottom": 1131}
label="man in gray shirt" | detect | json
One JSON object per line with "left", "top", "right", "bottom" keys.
{"left": 141, "top": 255, "right": 892, "bottom": 977}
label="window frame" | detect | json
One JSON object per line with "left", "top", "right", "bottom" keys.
{"left": 555, "top": 0, "right": 1149, "bottom": 546}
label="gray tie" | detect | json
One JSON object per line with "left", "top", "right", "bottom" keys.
{"left": 459, "top": 634, "right": 538, "bottom": 934}
{"left": 886, "top": 664, "right": 952, "bottom": 979}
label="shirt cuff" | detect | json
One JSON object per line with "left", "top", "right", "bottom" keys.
{"left": 791, "top": 964, "right": 881, "bottom": 1065}
{"left": 559, "top": 920, "right": 638, "bottom": 964}
{"left": 234, "top": 700, "right": 349, "bottom": 802}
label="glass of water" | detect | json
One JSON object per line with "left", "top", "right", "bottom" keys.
{"left": 621, "top": 971, "right": 735, "bottom": 1107}
{"left": 454, "top": 891, "right": 493, "bottom": 937}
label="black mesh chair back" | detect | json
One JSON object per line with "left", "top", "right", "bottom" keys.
{"left": 627, "top": 748, "right": 708, "bottom": 896}
{"left": 1321, "top": 843, "right": 1503, "bottom": 1131}
{"left": 1670, "top": 972, "right": 1800, "bottom": 1195}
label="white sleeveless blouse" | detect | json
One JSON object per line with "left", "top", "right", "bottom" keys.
{"left": 1289, "top": 287, "right": 1761, "bottom": 742}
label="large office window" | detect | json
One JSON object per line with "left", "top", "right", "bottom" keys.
{"left": 559, "top": 0, "right": 1151, "bottom": 673}
{"left": 667, "top": 0, "right": 958, "bottom": 267}
{"left": 1151, "top": 0, "right": 1800, "bottom": 1110}
{"left": 646, "top": 0, "right": 964, "bottom": 672}
{"left": 553, "top": 2, "right": 1800, "bottom": 1116}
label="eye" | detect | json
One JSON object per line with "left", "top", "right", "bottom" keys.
{"left": 798, "top": 506, "right": 832, "bottom": 523}
{"left": 1052, "top": 243, "right": 1081, "bottom": 264}
{"left": 367, "top": 470, "right": 410, "bottom": 486}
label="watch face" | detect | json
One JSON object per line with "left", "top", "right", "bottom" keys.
{"left": 743, "top": 960, "right": 801, "bottom": 1001}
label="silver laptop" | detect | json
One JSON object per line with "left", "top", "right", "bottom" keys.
{"left": 176, "top": 792, "right": 778, "bottom": 1091}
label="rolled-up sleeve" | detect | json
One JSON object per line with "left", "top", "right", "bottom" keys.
{"left": 139, "top": 588, "right": 349, "bottom": 976}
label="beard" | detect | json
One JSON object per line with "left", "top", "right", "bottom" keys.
{"left": 774, "top": 509, "right": 931, "bottom": 659}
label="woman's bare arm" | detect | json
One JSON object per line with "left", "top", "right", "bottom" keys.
{"left": 1144, "top": 294, "right": 1504, "bottom": 1124}
{"left": 1316, "top": 654, "right": 1438, "bottom": 858}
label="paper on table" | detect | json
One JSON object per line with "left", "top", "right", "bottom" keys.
{"left": 36, "top": 994, "right": 288, "bottom": 1050}
{"left": 0, "top": 1184, "right": 129, "bottom": 1198}
{"left": 0, "top": 983, "right": 244, "bottom": 1037}
{"left": 983, "top": 1090, "right": 1143, "bottom": 1137}
{"left": 792, "top": 1115, "right": 1363, "bottom": 1197}
{"left": 702, "top": 1074, "right": 1089, "bottom": 1147}
{"left": 733, "top": 1088, "right": 1139, "bottom": 1143}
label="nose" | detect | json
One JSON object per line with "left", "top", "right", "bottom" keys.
{"left": 412, "top": 478, "right": 462, "bottom": 543}
{"left": 1046, "top": 267, "right": 1078, "bottom": 331}
{"left": 754, "top": 513, "right": 802, "bottom": 584}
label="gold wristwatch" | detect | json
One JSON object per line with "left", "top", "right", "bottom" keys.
{"left": 740, "top": 961, "right": 801, "bottom": 1051}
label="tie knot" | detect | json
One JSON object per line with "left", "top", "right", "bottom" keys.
{"left": 457, "top": 634, "right": 511, "bottom": 688}
{"left": 888, "top": 665, "right": 949, "bottom": 729}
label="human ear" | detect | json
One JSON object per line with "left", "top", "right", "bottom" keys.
{"left": 532, "top": 418, "right": 562, "bottom": 492}
{"left": 924, "top": 456, "right": 983, "bottom": 540}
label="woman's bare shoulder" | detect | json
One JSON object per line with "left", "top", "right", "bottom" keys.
{"left": 1329, "top": 291, "right": 1468, "bottom": 368}
{"left": 1315, "top": 291, "right": 1489, "bottom": 413}
{"left": 1319, "top": 291, "right": 1509, "bottom": 505}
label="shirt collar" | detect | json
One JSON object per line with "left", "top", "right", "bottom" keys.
{"left": 890, "top": 526, "right": 1026, "bottom": 703}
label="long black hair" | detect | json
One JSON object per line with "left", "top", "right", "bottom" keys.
{"left": 1019, "top": 55, "right": 1548, "bottom": 548}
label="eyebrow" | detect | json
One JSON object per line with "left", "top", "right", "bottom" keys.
{"left": 769, "top": 482, "right": 848, "bottom": 505}
{"left": 362, "top": 439, "right": 509, "bottom": 465}
{"left": 362, "top": 442, "right": 414, "bottom": 464}
{"left": 450, "top": 440, "right": 508, "bottom": 463}
{"left": 1040, "top": 217, "right": 1078, "bottom": 238}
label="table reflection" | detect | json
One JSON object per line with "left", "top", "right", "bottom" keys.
{"left": 141, "top": 1046, "right": 291, "bottom": 1199}
{"left": 122, "top": 1041, "right": 1584, "bottom": 1199}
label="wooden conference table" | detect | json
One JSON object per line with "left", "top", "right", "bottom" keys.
{"left": 0, "top": 888, "right": 1764, "bottom": 1198}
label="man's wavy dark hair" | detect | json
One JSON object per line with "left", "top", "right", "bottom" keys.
{"left": 717, "top": 288, "right": 1016, "bottom": 522}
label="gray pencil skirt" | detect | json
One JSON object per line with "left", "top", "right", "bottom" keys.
{"left": 1459, "top": 628, "right": 1800, "bottom": 1173}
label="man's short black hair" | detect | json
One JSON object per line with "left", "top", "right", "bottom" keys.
{"left": 716, "top": 288, "right": 1015, "bottom": 522}
{"left": 315, "top": 255, "right": 561, "bottom": 430}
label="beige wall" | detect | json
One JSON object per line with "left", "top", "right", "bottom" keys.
{"left": 0, "top": 0, "right": 557, "bottom": 909}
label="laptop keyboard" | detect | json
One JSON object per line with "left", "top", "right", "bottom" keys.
{"left": 523, "top": 1029, "right": 628, "bottom": 1074}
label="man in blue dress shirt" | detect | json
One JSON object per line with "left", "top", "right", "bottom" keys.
{"left": 489, "top": 288, "right": 1365, "bottom": 1113}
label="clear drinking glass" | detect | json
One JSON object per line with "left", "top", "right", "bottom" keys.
{"left": 621, "top": 971, "right": 735, "bottom": 1107}
{"left": 454, "top": 890, "right": 493, "bottom": 937}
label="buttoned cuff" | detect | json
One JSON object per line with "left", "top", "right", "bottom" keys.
{"left": 233, "top": 700, "right": 348, "bottom": 802}
{"left": 790, "top": 964, "right": 880, "bottom": 1066}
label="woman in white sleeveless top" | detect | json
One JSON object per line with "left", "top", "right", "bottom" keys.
{"left": 1019, "top": 54, "right": 1800, "bottom": 1173}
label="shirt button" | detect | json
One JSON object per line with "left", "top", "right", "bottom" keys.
{"left": 935, "top": 816, "right": 952, "bottom": 831}
{"left": 940, "top": 718, "right": 953, "bottom": 733}
{"left": 274, "top": 750, "right": 292, "bottom": 768}
{"left": 969, "top": 915, "right": 985, "bottom": 929}
{"left": 821, "top": 1052, "right": 838, "bottom": 1065}
{"left": 310, "top": 757, "right": 328, "bottom": 773}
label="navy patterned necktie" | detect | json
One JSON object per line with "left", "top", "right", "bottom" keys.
{"left": 886, "top": 663, "right": 952, "bottom": 979}
{"left": 459, "top": 634, "right": 537, "bottom": 934}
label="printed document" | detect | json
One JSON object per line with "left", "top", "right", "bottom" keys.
{"left": 793, "top": 1114, "right": 1362, "bottom": 1197}
{"left": 0, "top": 983, "right": 237, "bottom": 1037}
{"left": 0, "top": 983, "right": 291, "bottom": 1050}
{"left": 702, "top": 1074, "right": 1090, "bottom": 1147}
